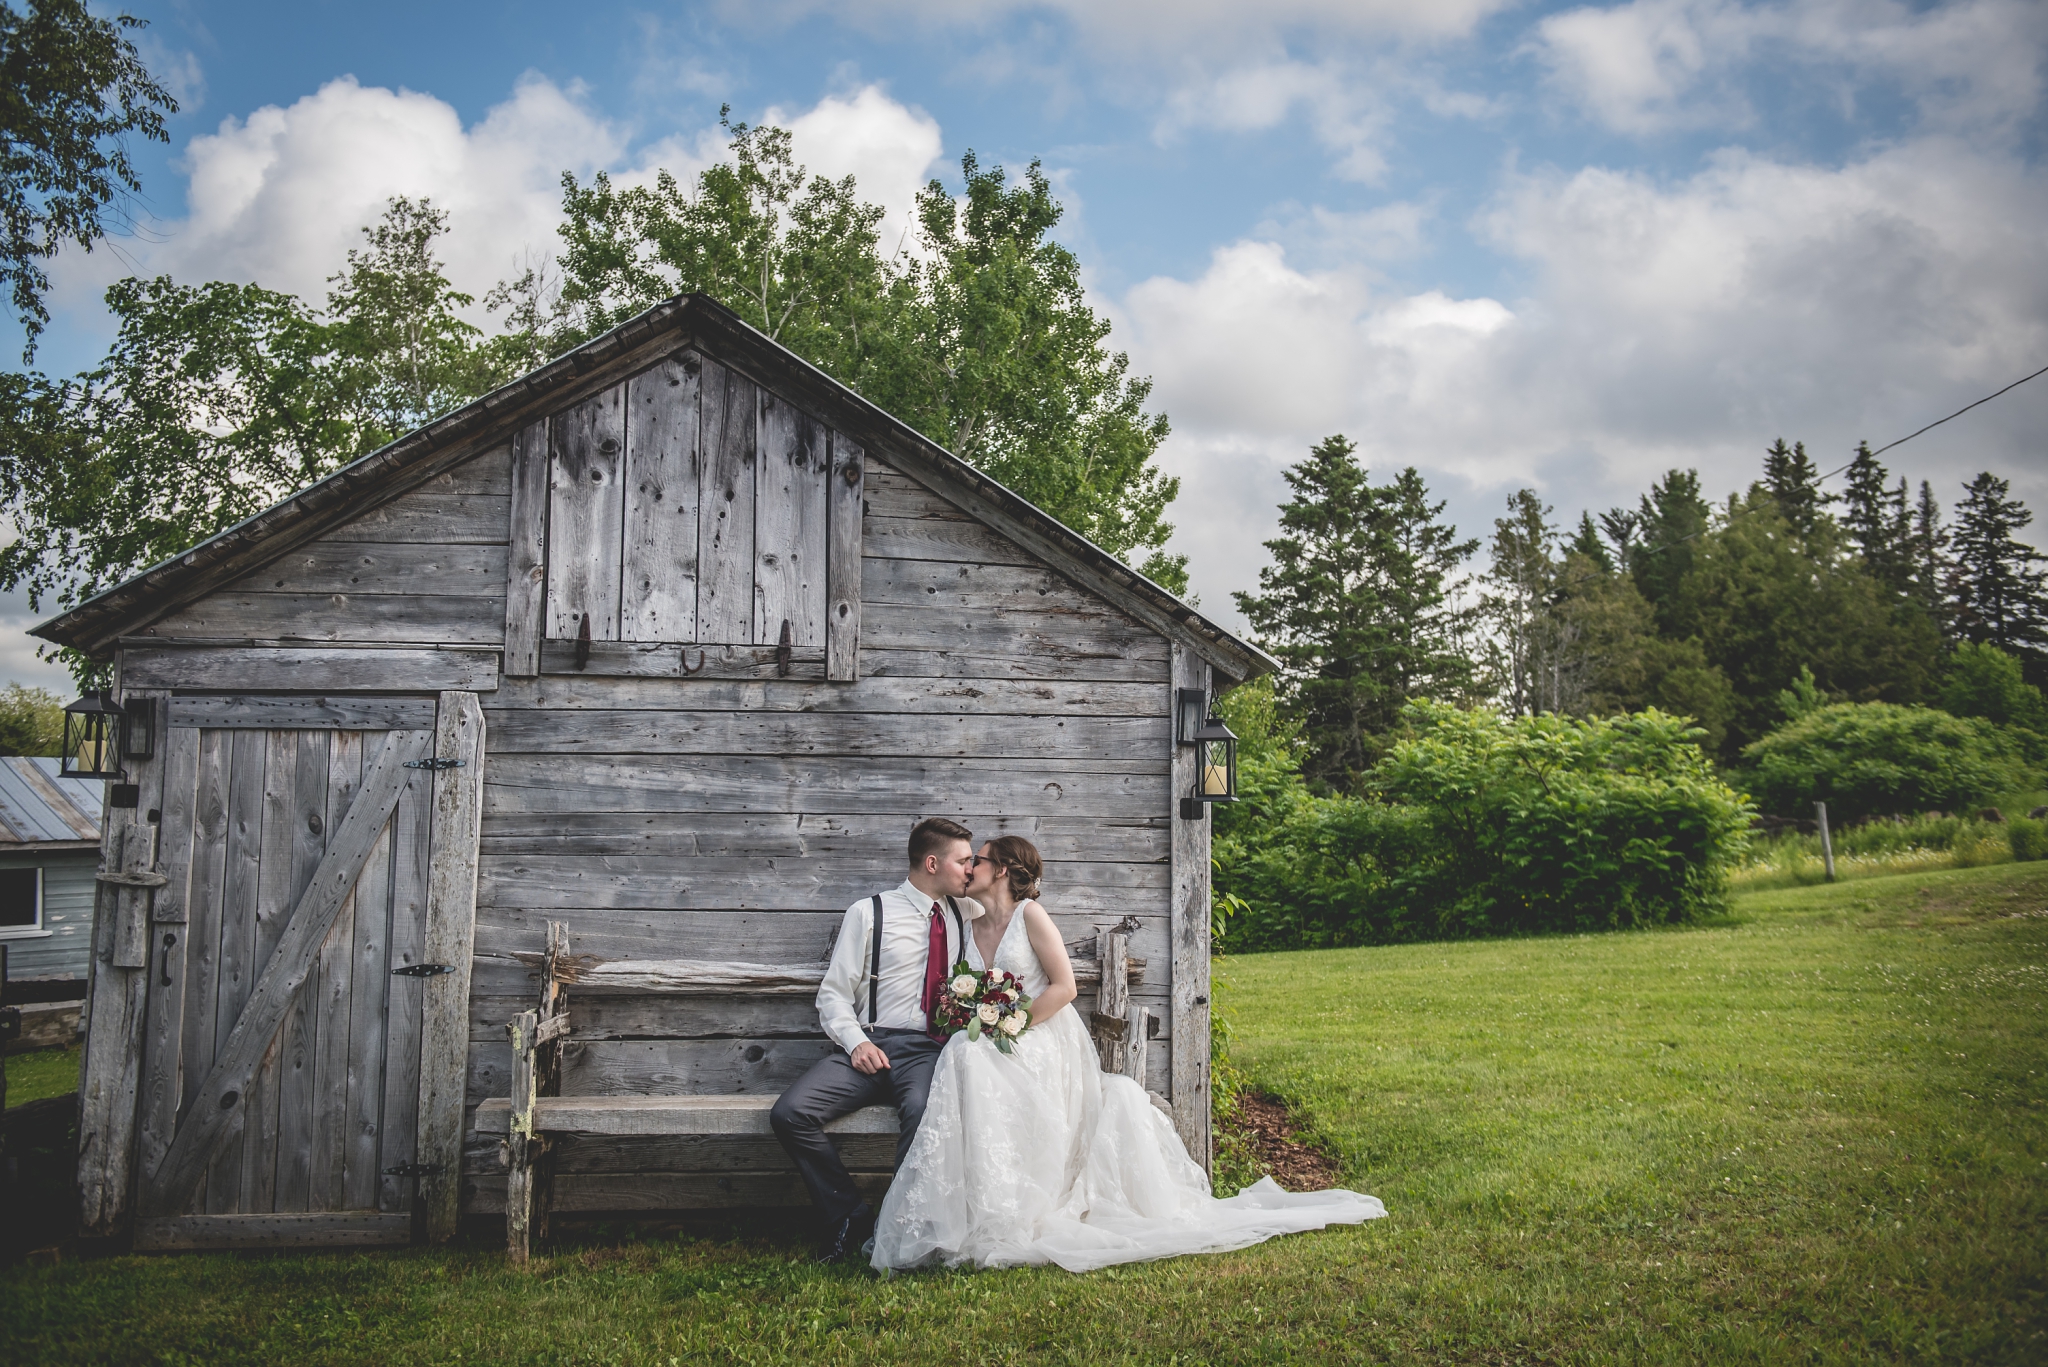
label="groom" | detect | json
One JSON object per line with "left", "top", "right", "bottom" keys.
{"left": 770, "top": 817, "right": 982, "bottom": 1261}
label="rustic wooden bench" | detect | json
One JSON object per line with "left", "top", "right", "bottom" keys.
{"left": 476, "top": 920, "right": 1153, "bottom": 1261}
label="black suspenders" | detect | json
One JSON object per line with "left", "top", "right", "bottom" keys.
{"left": 866, "top": 893, "right": 967, "bottom": 1026}
{"left": 866, "top": 894, "right": 884, "bottom": 1025}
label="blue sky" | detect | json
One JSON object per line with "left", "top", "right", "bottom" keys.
{"left": 7, "top": 0, "right": 2047, "bottom": 685}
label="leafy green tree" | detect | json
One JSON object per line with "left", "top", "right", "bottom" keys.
{"left": 1549, "top": 556, "right": 1737, "bottom": 749}
{"left": 325, "top": 196, "right": 510, "bottom": 448}
{"left": 0, "top": 275, "right": 345, "bottom": 616}
{"left": 0, "top": 680, "right": 63, "bottom": 754}
{"left": 0, "top": 199, "right": 493, "bottom": 634}
{"left": 1481, "top": 489, "right": 1557, "bottom": 716}
{"left": 1949, "top": 472, "right": 2048, "bottom": 662}
{"left": 0, "top": 0, "right": 175, "bottom": 353}
{"left": 539, "top": 126, "right": 1185, "bottom": 590}
{"left": 1666, "top": 489, "right": 1941, "bottom": 756}
{"left": 1234, "top": 436, "right": 1477, "bottom": 792}
{"left": 1938, "top": 641, "right": 2048, "bottom": 736}
{"left": 538, "top": 116, "right": 901, "bottom": 389}
{"left": 886, "top": 154, "right": 1181, "bottom": 586}
{"left": 1742, "top": 701, "right": 2034, "bottom": 821}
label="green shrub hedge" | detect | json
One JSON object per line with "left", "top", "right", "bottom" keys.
{"left": 1740, "top": 702, "right": 2035, "bottom": 822}
{"left": 1217, "top": 702, "right": 1752, "bottom": 951}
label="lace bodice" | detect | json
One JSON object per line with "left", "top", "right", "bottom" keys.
{"left": 977, "top": 905, "right": 1052, "bottom": 998}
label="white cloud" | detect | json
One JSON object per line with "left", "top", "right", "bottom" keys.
{"left": 49, "top": 75, "right": 945, "bottom": 328}
{"left": 1155, "top": 60, "right": 1394, "bottom": 183}
{"left": 139, "top": 73, "right": 623, "bottom": 311}
{"left": 772, "top": 86, "right": 946, "bottom": 256}
{"left": 1120, "top": 137, "right": 2048, "bottom": 621}
{"left": 1534, "top": 0, "right": 2048, "bottom": 137}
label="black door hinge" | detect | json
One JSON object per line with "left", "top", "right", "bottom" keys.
{"left": 403, "top": 757, "right": 465, "bottom": 771}
{"left": 391, "top": 962, "right": 457, "bottom": 978}
{"left": 383, "top": 1162, "right": 445, "bottom": 1178}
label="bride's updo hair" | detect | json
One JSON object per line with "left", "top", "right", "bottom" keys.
{"left": 984, "top": 835, "right": 1043, "bottom": 901}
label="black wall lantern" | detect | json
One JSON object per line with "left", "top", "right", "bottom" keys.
{"left": 60, "top": 691, "right": 127, "bottom": 780}
{"left": 1175, "top": 688, "right": 1239, "bottom": 820}
{"left": 122, "top": 696, "right": 155, "bottom": 762}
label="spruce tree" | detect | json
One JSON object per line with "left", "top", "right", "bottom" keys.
{"left": 1911, "top": 480, "right": 1950, "bottom": 627}
{"left": 1568, "top": 510, "right": 1614, "bottom": 572}
{"left": 1629, "top": 469, "right": 1711, "bottom": 622}
{"left": 1839, "top": 442, "right": 1912, "bottom": 597}
{"left": 1235, "top": 436, "right": 1478, "bottom": 793}
{"left": 1949, "top": 472, "right": 2048, "bottom": 660}
{"left": 1762, "top": 437, "right": 1826, "bottom": 536}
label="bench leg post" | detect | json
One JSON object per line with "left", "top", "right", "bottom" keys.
{"left": 1095, "top": 930, "right": 1130, "bottom": 1074}
{"left": 506, "top": 1009, "right": 545, "bottom": 1265}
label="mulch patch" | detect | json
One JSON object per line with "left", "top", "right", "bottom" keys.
{"left": 1236, "top": 1091, "right": 1343, "bottom": 1191}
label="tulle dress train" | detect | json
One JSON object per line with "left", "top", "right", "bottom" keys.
{"left": 870, "top": 907, "right": 1386, "bottom": 1273}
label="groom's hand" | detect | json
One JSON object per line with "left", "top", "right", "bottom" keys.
{"left": 850, "top": 1041, "right": 891, "bottom": 1074}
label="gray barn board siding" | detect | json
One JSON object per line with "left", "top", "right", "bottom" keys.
{"left": 622, "top": 357, "right": 702, "bottom": 644}
{"left": 225, "top": 543, "right": 506, "bottom": 597}
{"left": 697, "top": 360, "right": 758, "bottom": 643}
{"left": 753, "top": 392, "right": 828, "bottom": 648}
{"left": 475, "top": 811, "right": 1168, "bottom": 863}
{"left": 546, "top": 385, "right": 629, "bottom": 641}
{"left": 143, "top": 592, "right": 509, "bottom": 646}
{"left": 317, "top": 493, "right": 512, "bottom": 546}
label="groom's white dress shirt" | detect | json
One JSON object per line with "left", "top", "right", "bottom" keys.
{"left": 816, "top": 880, "right": 984, "bottom": 1054}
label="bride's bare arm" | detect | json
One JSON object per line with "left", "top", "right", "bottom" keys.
{"left": 1021, "top": 902, "right": 1078, "bottom": 1023}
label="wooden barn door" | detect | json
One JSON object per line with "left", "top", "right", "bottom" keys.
{"left": 127, "top": 692, "right": 484, "bottom": 1250}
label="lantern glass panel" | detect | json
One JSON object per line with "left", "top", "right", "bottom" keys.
{"left": 60, "top": 692, "right": 125, "bottom": 779}
{"left": 1192, "top": 715, "right": 1238, "bottom": 803}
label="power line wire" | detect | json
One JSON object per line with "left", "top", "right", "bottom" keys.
{"left": 1866, "top": 361, "right": 2048, "bottom": 460}
{"left": 1550, "top": 360, "right": 2048, "bottom": 578}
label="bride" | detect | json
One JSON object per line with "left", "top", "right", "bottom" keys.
{"left": 870, "top": 835, "right": 1386, "bottom": 1273}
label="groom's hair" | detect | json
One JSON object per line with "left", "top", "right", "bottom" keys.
{"left": 908, "top": 817, "right": 973, "bottom": 869}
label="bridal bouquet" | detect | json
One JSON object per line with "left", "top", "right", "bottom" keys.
{"left": 932, "top": 964, "right": 1034, "bottom": 1054}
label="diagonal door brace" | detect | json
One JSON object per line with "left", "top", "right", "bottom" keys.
{"left": 145, "top": 728, "right": 433, "bottom": 1212}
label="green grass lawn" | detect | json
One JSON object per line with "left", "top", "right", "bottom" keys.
{"left": 4, "top": 864, "right": 2044, "bottom": 1365}
{"left": 6, "top": 1044, "right": 80, "bottom": 1107}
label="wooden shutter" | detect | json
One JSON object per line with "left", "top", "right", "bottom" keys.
{"left": 503, "top": 353, "right": 864, "bottom": 681}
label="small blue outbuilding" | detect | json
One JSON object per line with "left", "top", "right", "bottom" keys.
{"left": 0, "top": 756, "right": 105, "bottom": 992}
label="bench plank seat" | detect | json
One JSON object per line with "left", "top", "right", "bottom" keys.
{"left": 476, "top": 1094, "right": 897, "bottom": 1137}
{"left": 494, "top": 920, "right": 1144, "bottom": 1263}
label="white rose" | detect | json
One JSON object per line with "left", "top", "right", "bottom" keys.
{"left": 977, "top": 1002, "right": 1000, "bottom": 1025}
{"left": 951, "top": 974, "right": 978, "bottom": 998}
{"left": 998, "top": 1013, "right": 1025, "bottom": 1036}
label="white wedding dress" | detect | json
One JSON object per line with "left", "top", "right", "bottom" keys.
{"left": 870, "top": 906, "right": 1386, "bottom": 1273}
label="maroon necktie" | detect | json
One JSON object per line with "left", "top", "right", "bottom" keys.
{"left": 920, "top": 901, "right": 948, "bottom": 1037}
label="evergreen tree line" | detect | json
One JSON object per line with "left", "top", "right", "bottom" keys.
{"left": 0, "top": 119, "right": 1186, "bottom": 683}
{"left": 1237, "top": 435, "right": 2048, "bottom": 790}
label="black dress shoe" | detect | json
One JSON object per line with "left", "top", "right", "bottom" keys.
{"left": 816, "top": 1203, "right": 876, "bottom": 1264}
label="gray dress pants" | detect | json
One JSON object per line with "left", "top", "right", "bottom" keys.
{"left": 770, "top": 1028, "right": 944, "bottom": 1226}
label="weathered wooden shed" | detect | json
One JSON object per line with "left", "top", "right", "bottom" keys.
{"left": 35, "top": 294, "right": 1273, "bottom": 1251}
